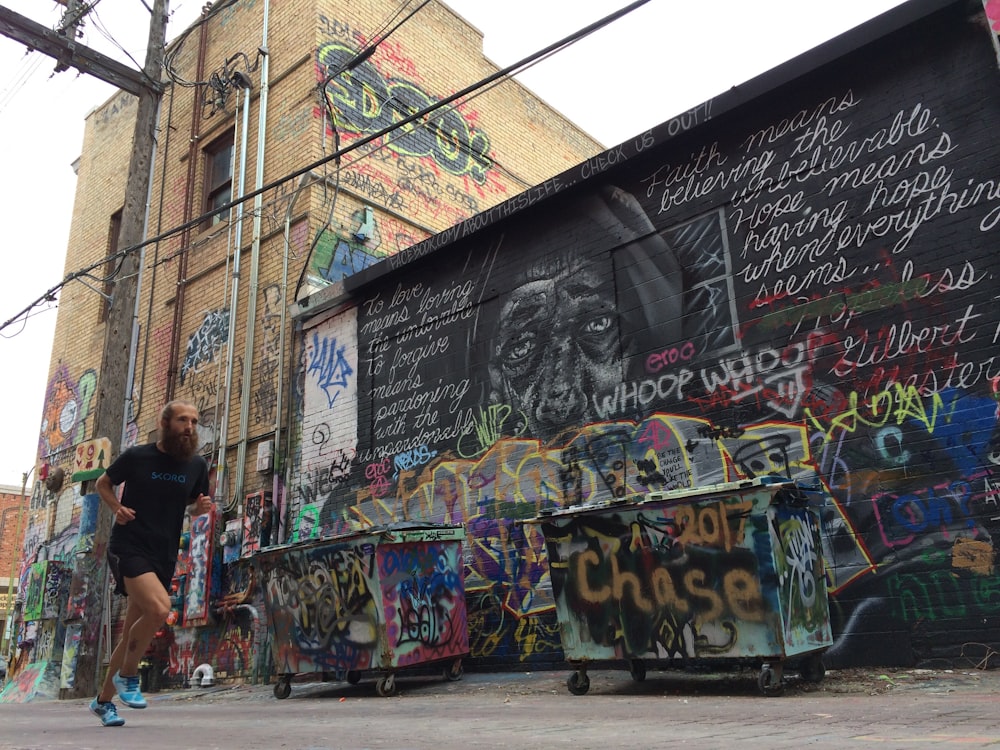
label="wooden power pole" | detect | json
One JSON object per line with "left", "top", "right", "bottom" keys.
{"left": 66, "top": 0, "right": 169, "bottom": 699}
{"left": 0, "top": 5, "right": 151, "bottom": 95}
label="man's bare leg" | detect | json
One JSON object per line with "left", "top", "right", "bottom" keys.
{"left": 97, "top": 572, "right": 171, "bottom": 703}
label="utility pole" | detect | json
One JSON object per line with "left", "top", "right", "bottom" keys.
{"left": 65, "top": 0, "right": 169, "bottom": 699}
{"left": 0, "top": 5, "right": 150, "bottom": 95}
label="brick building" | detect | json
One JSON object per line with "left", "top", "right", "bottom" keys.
{"left": 0, "top": 483, "right": 29, "bottom": 647}
{"left": 14, "top": 0, "right": 1000, "bottom": 703}
{"left": 9, "top": 0, "right": 603, "bottom": 697}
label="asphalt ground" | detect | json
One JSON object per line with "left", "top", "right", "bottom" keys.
{"left": 1, "top": 666, "right": 998, "bottom": 749}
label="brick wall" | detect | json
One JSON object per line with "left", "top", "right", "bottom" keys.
{"left": 39, "top": 0, "right": 605, "bottom": 681}
{"left": 0, "top": 485, "right": 29, "bottom": 611}
{"left": 44, "top": 0, "right": 1000, "bottom": 678}
{"left": 42, "top": 0, "right": 602, "bottom": 476}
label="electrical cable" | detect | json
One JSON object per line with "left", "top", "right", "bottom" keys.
{"left": 289, "top": 0, "right": 429, "bottom": 287}
{"left": 57, "top": 0, "right": 105, "bottom": 34}
{"left": 294, "top": 81, "right": 343, "bottom": 298}
{"left": 1, "top": 0, "right": 651, "bottom": 336}
{"left": 200, "top": 51, "right": 261, "bottom": 118}
{"left": 0, "top": 52, "right": 45, "bottom": 115}
{"left": 0, "top": 303, "right": 56, "bottom": 339}
{"left": 88, "top": 6, "right": 145, "bottom": 73}
{"left": 163, "top": 0, "right": 242, "bottom": 88}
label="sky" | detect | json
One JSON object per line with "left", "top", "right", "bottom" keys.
{"left": 0, "top": 0, "right": 909, "bottom": 488}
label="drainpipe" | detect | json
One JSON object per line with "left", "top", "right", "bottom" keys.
{"left": 216, "top": 79, "right": 253, "bottom": 508}
{"left": 190, "top": 662, "right": 215, "bottom": 687}
{"left": 165, "top": 14, "right": 210, "bottom": 400}
{"left": 274, "top": 172, "right": 315, "bottom": 543}
{"left": 234, "top": 0, "right": 271, "bottom": 507}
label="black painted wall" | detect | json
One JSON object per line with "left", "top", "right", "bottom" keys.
{"left": 292, "top": 1, "right": 1000, "bottom": 668}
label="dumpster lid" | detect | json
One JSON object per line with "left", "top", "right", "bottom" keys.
{"left": 250, "top": 521, "right": 465, "bottom": 555}
{"left": 644, "top": 475, "right": 793, "bottom": 503}
{"left": 529, "top": 476, "right": 802, "bottom": 521}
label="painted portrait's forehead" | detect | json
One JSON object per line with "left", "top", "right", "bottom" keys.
{"left": 514, "top": 251, "right": 598, "bottom": 285}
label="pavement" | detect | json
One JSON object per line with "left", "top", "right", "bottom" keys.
{"left": 0, "top": 665, "right": 998, "bottom": 749}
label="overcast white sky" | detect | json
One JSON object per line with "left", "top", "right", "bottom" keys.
{"left": 0, "top": 0, "right": 908, "bottom": 488}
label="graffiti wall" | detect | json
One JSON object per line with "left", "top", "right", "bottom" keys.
{"left": 181, "top": 509, "right": 217, "bottom": 626}
{"left": 39, "top": 366, "right": 97, "bottom": 457}
{"left": 305, "top": 14, "right": 506, "bottom": 289}
{"left": 288, "top": 4, "right": 1000, "bottom": 667}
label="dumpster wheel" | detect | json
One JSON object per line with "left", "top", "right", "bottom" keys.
{"left": 628, "top": 659, "right": 646, "bottom": 682}
{"left": 274, "top": 676, "right": 292, "bottom": 700}
{"left": 443, "top": 659, "right": 464, "bottom": 681}
{"left": 567, "top": 670, "right": 590, "bottom": 696}
{"left": 376, "top": 673, "right": 397, "bottom": 697}
{"left": 346, "top": 670, "right": 362, "bottom": 685}
{"left": 757, "top": 664, "right": 784, "bottom": 697}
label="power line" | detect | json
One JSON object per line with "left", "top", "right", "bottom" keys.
{"left": 0, "top": 46, "right": 45, "bottom": 115}
{"left": 162, "top": 0, "right": 246, "bottom": 87}
{"left": 87, "top": 5, "right": 145, "bottom": 72}
{"left": 0, "top": 0, "right": 651, "bottom": 335}
{"left": 294, "top": 0, "right": 433, "bottom": 290}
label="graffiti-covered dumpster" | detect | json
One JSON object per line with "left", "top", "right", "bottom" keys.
{"left": 531, "top": 477, "right": 832, "bottom": 696}
{"left": 254, "top": 522, "right": 468, "bottom": 698}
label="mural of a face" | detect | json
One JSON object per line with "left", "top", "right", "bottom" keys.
{"left": 42, "top": 376, "right": 77, "bottom": 453}
{"left": 484, "top": 185, "right": 689, "bottom": 441}
{"left": 489, "top": 253, "right": 622, "bottom": 439}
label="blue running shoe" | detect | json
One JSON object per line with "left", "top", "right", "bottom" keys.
{"left": 112, "top": 671, "right": 147, "bottom": 708}
{"left": 90, "top": 698, "right": 125, "bottom": 727}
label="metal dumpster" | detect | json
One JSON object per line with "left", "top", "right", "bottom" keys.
{"left": 532, "top": 477, "right": 832, "bottom": 696}
{"left": 254, "top": 522, "right": 468, "bottom": 698}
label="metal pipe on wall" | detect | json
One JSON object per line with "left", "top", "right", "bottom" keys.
{"left": 235, "top": 0, "right": 271, "bottom": 508}
{"left": 270, "top": 103, "right": 337, "bottom": 544}
{"left": 216, "top": 82, "right": 253, "bottom": 510}
{"left": 165, "top": 12, "right": 210, "bottom": 402}
{"left": 274, "top": 171, "right": 314, "bottom": 544}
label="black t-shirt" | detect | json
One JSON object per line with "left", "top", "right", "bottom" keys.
{"left": 107, "top": 443, "right": 210, "bottom": 565}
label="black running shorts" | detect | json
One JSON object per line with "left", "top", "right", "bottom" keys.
{"left": 106, "top": 549, "right": 175, "bottom": 596}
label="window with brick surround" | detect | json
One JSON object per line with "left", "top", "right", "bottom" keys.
{"left": 99, "top": 208, "right": 123, "bottom": 323}
{"left": 203, "top": 130, "right": 235, "bottom": 228}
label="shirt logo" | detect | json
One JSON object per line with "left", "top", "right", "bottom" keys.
{"left": 151, "top": 471, "right": 186, "bottom": 483}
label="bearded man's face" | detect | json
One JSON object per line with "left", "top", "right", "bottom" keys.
{"left": 161, "top": 404, "right": 200, "bottom": 460}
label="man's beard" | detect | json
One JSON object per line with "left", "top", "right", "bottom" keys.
{"left": 162, "top": 429, "right": 198, "bottom": 460}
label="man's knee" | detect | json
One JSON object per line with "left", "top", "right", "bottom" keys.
{"left": 149, "top": 597, "right": 172, "bottom": 623}
{"left": 124, "top": 574, "right": 173, "bottom": 623}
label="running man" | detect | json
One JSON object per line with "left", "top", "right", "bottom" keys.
{"left": 89, "top": 400, "right": 212, "bottom": 727}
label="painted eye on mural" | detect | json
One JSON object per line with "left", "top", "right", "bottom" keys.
{"left": 502, "top": 332, "right": 536, "bottom": 366}
{"left": 60, "top": 400, "right": 79, "bottom": 436}
{"left": 582, "top": 314, "right": 613, "bottom": 337}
